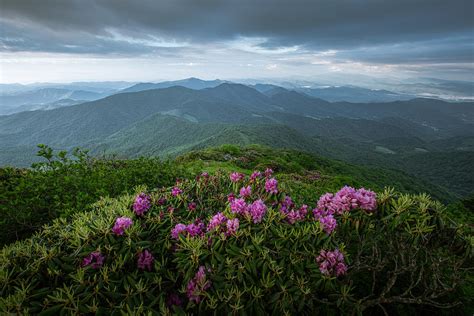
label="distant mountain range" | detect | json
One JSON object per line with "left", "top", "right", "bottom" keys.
{"left": 2, "top": 77, "right": 472, "bottom": 116}
{"left": 0, "top": 81, "right": 472, "bottom": 197}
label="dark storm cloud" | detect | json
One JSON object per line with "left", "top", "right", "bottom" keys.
{"left": 0, "top": 0, "right": 472, "bottom": 63}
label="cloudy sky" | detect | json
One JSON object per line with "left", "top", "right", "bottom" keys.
{"left": 0, "top": 0, "right": 473, "bottom": 84}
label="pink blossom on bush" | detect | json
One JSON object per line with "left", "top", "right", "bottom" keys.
{"left": 355, "top": 188, "right": 377, "bottom": 211}
{"left": 226, "top": 218, "right": 240, "bottom": 236}
{"left": 249, "top": 199, "right": 267, "bottom": 223}
{"left": 82, "top": 251, "right": 105, "bottom": 269}
{"left": 316, "top": 193, "right": 336, "bottom": 215}
{"left": 112, "top": 216, "right": 133, "bottom": 236}
{"left": 227, "top": 192, "right": 235, "bottom": 203}
{"left": 250, "top": 170, "right": 262, "bottom": 181}
{"left": 207, "top": 212, "right": 227, "bottom": 232}
{"left": 333, "top": 186, "right": 358, "bottom": 214}
{"left": 187, "top": 266, "right": 211, "bottom": 303}
{"left": 280, "top": 196, "right": 307, "bottom": 224}
{"left": 137, "top": 250, "right": 154, "bottom": 271}
{"left": 264, "top": 168, "right": 274, "bottom": 178}
{"left": 319, "top": 214, "right": 337, "bottom": 234}
{"left": 239, "top": 185, "right": 252, "bottom": 198}
{"left": 230, "top": 198, "right": 248, "bottom": 215}
{"left": 171, "top": 223, "right": 187, "bottom": 239}
{"left": 316, "top": 186, "right": 377, "bottom": 215}
{"left": 265, "top": 178, "right": 278, "bottom": 194}
{"left": 286, "top": 204, "right": 308, "bottom": 224}
{"left": 186, "top": 219, "right": 205, "bottom": 237}
{"left": 230, "top": 172, "right": 244, "bottom": 183}
{"left": 317, "top": 249, "right": 347, "bottom": 277}
{"left": 171, "top": 187, "right": 183, "bottom": 197}
{"left": 280, "top": 195, "right": 295, "bottom": 213}
{"left": 133, "top": 193, "right": 151, "bottom": 216}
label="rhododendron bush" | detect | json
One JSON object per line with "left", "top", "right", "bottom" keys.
{"left": 0, "top": 170, "right": 471, "bottom": 315}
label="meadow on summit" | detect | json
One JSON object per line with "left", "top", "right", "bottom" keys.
{"left": 1, "top": 146, "right": 473, "bottom": 314}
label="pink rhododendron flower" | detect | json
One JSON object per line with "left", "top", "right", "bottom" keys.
{"left": 185, "top": 219, "right": 205, "bottom": 237}
{"left": 226, "top": 218, "right": 240, "bottom": 236}
{"left": 264, "top": 168, "right": 274, "bottom": 178}
{"left": 316, "top": 186, "right": 377, "bottom": 215}
{"left": 230, "top": 172, "right": 244, "bottom": 183}
{"left": 250, "top": 170, "right": 262, "bottom": 181}
{"left": 112, "top": 216, "right": 133, "bottom": 236}
{"left": 133, "top": 193, "right": 151, "bottom": 216}
{"left": 171, "top": 223, "right": 187, "bottom": 239}
{"left": 227, "top": 192, "right": 235, "bottom": 202}
{"left": 239, "top": 185, "right": 252, "bottom": 198}
{"left": 171, "top": 187, "right": 183, "bottom": 197}
{"left": 280, "top": 196, "right": 307, "bottom": 224}
{"left": 249, "top": 199, "right": 267, "bottom": 223}
{"left": 207, "top": 212, "right": 228, "bottom": 232}
{"left": 230, "top": 198, "right": 248, "bottom": 215}
{"left": 265, "top": 178, "right": 278, "bottom": 194}
{"left": 187, "top": 266, "right": 212, "bottom": 303}
{"left": 286, "top": 205, "right": 308, "bottom": 224}
{"left": 137, "top": 250, "right": 154, "bottom": 271}
{"left": 319, "top": 214, "right": 337, "bottom": 234}
{"left": 280, "top": 195, "right": 295, "bottom": 213}
{"left": 355, "top": 188, "right": 377, "bottom": 211}
{"left": 82, "top": 251, "right": 105, "bottom": 269}
{"left": 317, "top": 249, "right": 347, "bottom": 277}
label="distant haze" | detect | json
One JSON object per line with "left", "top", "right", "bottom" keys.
{"left": 0, "top": 0, "right": 473, "bottom": 85}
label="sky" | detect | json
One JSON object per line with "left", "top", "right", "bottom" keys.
{"left": 0, "top": 0, "right": 473, "bottom": 84}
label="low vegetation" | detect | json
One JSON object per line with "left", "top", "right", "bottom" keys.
{"left": 1, "top": 164, "right": 471, "bottom": 314}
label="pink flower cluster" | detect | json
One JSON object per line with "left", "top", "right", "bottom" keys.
{"left": 265, "top": 178, "right": 278, "bottom": 194}
{"left": 207, "top": 212, "right": 227, "bottom": 232}
{"left": 207, "top": 212, "right": 240, "bottom": 235}
{"left": 279, "top": 196, "right": 308, "bottom": 224}
{"left": 171, "top": 186, "right": 183, "bottom": 197}
{"left": 250, "top": 170, "right": 262, "bottom": 181}
{"left": 264, "top": 168, "right": 273, "bottom": 178}
{"left": 230, "top": 172, "right": 245, "bottom": 183}
{"left": 314, "top": 186, "right": 377, "bottom": 217}
{"left": 226, "top": 218, "right": 240, "bottom": 236}
{"left": 230, "top": 198, "right": 267, "bottom": 223}
{"left": 187, "top": 266, "right": 212, "bottom": 303}
{"left": 317, "top": 249, "right": 348, "bottom": 277}
{"left": 239, "top": 185, "right": 252, "bottom": 198}
{"left": 133, "top": 193, "right": 151, "bottom": 216}
{"left": 137, "top": 250, "right": 154, "bottom": 271}
{"left": 112, "top": 217, "right": 133, "bottom": 236}
{"left": 82, "top": 251, "right": 105, "bottom": 269}
{"left": 171, "top": 219, "right": 206, "bottom": 239}
{"left": 319, "top": 214, "right": 337, "bottom": 234}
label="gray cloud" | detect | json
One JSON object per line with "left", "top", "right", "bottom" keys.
{"left": 1, "top": 0, "right": 472, "bottom": 51}
{"left": 0, "top": 0, "right": 472, "bottom": 83}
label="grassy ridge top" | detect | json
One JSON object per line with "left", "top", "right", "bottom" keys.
{"left": 1, "top": 144, "right": 461, "bottom": 246}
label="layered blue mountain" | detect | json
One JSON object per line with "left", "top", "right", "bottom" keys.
{"left": 0, "top": 83, "right": 472, "bottom": 197}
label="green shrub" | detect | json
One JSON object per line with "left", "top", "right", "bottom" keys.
{"left": 0, "top": 145, "right": 187, "bottom": 245}
{"left": 1, "top": 170, "right": 471, "bottom": 315}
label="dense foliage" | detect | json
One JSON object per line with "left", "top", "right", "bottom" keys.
{"left": 0, "top": 145, "right": 187, "bottom": 245}
{"left": 1, "top": 166, "right": 471, "bottom": 314}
